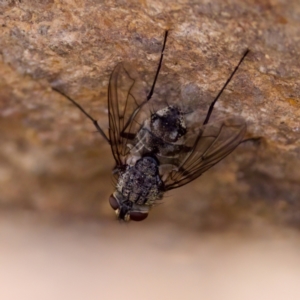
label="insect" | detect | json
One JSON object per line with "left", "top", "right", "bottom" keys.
{"left": 53, "top": 31, "right": 249, "bottom": 221}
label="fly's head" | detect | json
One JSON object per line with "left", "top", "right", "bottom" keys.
{"left": 150, "top": 105, "right": 186, "bottom": 143}
{"left": 109, "top": 192, "right": 150, "bottom": 222}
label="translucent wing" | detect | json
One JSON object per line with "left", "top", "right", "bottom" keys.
{"left": 164, "top": 117, "right": 246, "bottom": 190}
{"left": 108, "top": 62, "right": 148, "bottom": 166}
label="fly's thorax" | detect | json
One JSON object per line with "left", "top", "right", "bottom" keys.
{"left": 126, "top": 154, "right": 140, "bottom": 167}
{"left": 110, "top": 156, "right": 164, "bottom": 221}
{"left": 110, "top": 156, "right": 163, "bottom": 217}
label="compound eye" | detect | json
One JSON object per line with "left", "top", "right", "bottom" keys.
{"left": 109, "top": 194, "right": 119, "bottom": 210}
{"left": 129, "top": 211, "right": 148, "bottom": 222}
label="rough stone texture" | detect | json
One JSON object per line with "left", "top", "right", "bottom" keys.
{"left": 0, "top": 0, "right": 299, "bottom": 230}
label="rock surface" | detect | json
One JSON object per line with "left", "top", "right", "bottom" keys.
{"left": 0, "top": 0, "right": 300, "bottom": 230}
{"left": 1, "top": 211, "right": 300, "bottom": 300}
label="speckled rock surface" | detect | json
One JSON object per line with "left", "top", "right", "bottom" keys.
{"left": 0, "top": 0, "right": 299, "bottom": 230}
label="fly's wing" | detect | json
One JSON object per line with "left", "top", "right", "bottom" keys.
{"left": 108, "top": 62, "right": 148, "bottom": 166}
{"left": 164, "top": 117, "right": 246, "bottom": 190}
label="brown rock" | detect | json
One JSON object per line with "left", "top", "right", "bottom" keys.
{"left": 0, "top": 0, "right": 299, "bottom": 231}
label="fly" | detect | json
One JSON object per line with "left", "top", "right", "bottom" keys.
{"left": 53, "top": 31, "right": 249, "bottom": 221}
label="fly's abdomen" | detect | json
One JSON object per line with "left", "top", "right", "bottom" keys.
{"left": 128, "top": 105, "right": 189, "bottom": 166}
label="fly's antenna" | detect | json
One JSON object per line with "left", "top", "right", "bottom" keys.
{"left": 203, "top": 49, "right": 249, "bottom": 125}
{"left": 52, "top": 87, "right": 110, "bottom": 144}
{"left": 147, "top": 30, "right": 169, "bottom": 101}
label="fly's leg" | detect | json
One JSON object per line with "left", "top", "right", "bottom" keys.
{"left": 120, "top": 132, "right": 136, "bottom": 140}
{"left": 203, "top": 49, "right": 250, "bottom": 125}
{"left": 120, "top": 27, "right": 169, "bottom": 140}
{"left": 110, "top": 30, "right": 169, "bottom": 140}
{"left": 147, "top": 30, "right": 169, "bottom": 101}
{"left": 52, "top": 87, "right": 110, "bottom": 144}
